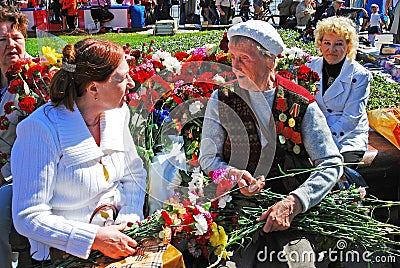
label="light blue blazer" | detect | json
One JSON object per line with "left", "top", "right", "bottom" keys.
{"left": 307, "top": 57, "right": 372, "bottom": 153}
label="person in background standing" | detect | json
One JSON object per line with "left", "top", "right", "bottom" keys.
{"left": 367, "top": 4, "right": 383, "bottom": 46}
{"left": 200, "top": 0, "right": 212, "bottom": 24}
{"left": 295, "top": 0, "right": 316, "bottom": 27}
{"left": 50, "top": 0, "right": 63, "bottom": 24}
{"left": 209, "top": 0, "right": 219, "bottom": 24}
{"left": 238, "top": 0, "right": 251, "bottom": 21}
{"left": 179, "top": 0, "right": 186, "bottom": 24}
{"left": 130, "top": 0, "right": 146, "bottom": 27}
{"left": 385, "top": 0, "right": 398, "bottom": 31}
{"left": 252, "top": 0, "right": 263, "bottom": 18}
{"left": 278, "top": 0, "right": 293, "bottom": 26}
{"left": 60, "top": 0, "right": 77, "bottom": 29}
{"left": 389, "top": 0, "right": 400, "bottom": 42}
{"left": 216, "top": 0, "right": 233, "bottom": 24}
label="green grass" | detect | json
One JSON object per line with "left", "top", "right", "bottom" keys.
{"left": 26, "top": 30, "right": 226, "bottom": 57}
{"left": 25, "top": 29, "right": 399, "bottom": 110}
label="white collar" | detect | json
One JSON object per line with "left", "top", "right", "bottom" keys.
{"left": 56, "top": 104, "right": 129, "bottom": 168}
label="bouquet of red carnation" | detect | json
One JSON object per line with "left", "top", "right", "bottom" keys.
{"left": 276, "top": 47, "right": 320, "bottom": 95}
{"left": 0, "top": 53, "right": 60, "bottom": 168}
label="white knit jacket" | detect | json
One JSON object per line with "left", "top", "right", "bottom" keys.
{"left": 11, "top": 102, "right": 147, "bottom": 260}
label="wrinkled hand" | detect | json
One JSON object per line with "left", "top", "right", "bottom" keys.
{"left": 92, "top": 222, "right": 138, "bottom": 259}
{"left": 229, "top": 168, "right": 265, "bottom": 196}
{"left": 256, "top": 195, "right": 302, "bottom": 233}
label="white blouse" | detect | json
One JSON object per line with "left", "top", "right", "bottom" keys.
{"left": 11, "top": 102, "right": 147, "bottom": 260}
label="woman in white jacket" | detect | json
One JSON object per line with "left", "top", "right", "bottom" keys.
{"left": 11, "top": 38, "right": 147, "bottom": 264}
{"left": 307, "top": 16, "right": 371, "bottom": 167}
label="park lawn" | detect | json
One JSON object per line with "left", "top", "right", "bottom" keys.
{"left": 25, "top": 29, "right": 399, "bottom": 110}
{"left": 25, "top": 30, "right": 226, "bottom": 57}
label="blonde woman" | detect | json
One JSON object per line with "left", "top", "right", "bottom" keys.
{"left": 307, "top": 16, "right": 372, "bottom": 168}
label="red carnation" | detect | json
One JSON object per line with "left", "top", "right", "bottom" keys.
{"left": 161, "top": 210, "right": 173, "bottom": 226}
{"left": 8, "top": 79, "right": 23, "bottom": 94}
{"left": 174, "top": 51, "right": 190, "bottom": 62}
{"left": 4, "top": 101, "right": 15, "bottom": 114}
{"left": 277, "top": 70, "right": 294, "bottom": 80}
{"left": 216, "top": 177, "right": 234, "bottom": 197}
{"left": 219, "top": 31, "right": 229, "bottom": 53}
{"left": 297, "top": 65, "right": 312, "bottom": 81}
{"left": 126, "top": 92, "right": 141, "bottom": 107}
{"left": 0, "top": 115, "right": 10, "bottom": 130}
{"left": 18, "top": 96, "right": 36, "bottom": 114}
{"left": 0, "top": 153, "right": 8, "bottom": 168}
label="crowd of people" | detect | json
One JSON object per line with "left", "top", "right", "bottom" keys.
{"left": 0, "top": 1, "right": 385, "bottom": 267}
{"left": 0, "top": 0, "right": 398, "bottom": 36}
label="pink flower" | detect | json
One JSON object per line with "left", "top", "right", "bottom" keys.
{"left": 210, "top": 168, "right": 228, "bottom": 184}
{"left": 359, "top": 187, "right": 367, "bottom": 199}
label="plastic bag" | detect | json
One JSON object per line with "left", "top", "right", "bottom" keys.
{"left": 367, "top": 108, "right": 400, "bottom": 150}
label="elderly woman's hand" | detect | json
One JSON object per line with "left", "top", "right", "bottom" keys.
{"left": 229, "top": 168, "right": 265, "bottom": 196}
{"left": 92, "top": 222, "right": 138, "bottom": 259}
{"left": 256, "top": 194, "right": 303, "bottom": 233}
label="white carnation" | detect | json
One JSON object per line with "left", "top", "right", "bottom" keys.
{"left": 152, "top": 50, "right": 172, "bottom": 62}
{"left": 189, "top": 100, "right": 204, "bottom": 115}
{"left": 217, "top": 195, "right": 232, "bottom": 208}
{"left": 204, "top": 43, "right": 217, "bottom": 56}
{"left": 213, "top": 74, "right": 226, "bottom": 85}
{"left": 193, "top": 214, "right": 208, "bottom": 235}
{"left": 188, "top": 191, "right": 198, "bottom": 205}
{"left": 163, "top": 56, "right": 182, "bottom": 75}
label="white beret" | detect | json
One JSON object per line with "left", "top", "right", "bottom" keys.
{"left": 227, "top": 20, "right": 285, "bottom": 56}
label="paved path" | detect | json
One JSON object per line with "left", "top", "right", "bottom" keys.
{"left": 359, "top": 31, "right": 394, "bottom": 53}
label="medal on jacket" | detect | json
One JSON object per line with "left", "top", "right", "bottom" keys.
{"left": 279, "top": 135, "right": 286, "bottom": 144}
{"left": 290, "top": 131, "right": 302, "bottom": 154}
{"left": 276, "top": 92, "right": 288, "bottom": 123}
{"left": 288, "top": 103, "right": 300, "bottom": 128}
{"left": 288, "top": 118, "right": 295, "bottom": 128}
{"left": 279, "top": 113, "right": 287, "bottom": 122}
{"left": 293, "top": 144, "right": 301, "bottom": 154}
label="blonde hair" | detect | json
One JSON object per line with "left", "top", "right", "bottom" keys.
{"left": 314, "top": 16, "right": 358, "bottom": 60}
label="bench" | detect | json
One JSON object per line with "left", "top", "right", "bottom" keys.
{"left": 358, "top": 130, "right": 400, "bottom": 223}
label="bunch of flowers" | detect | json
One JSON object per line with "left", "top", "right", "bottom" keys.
{"left": 125, "top": 41, "right": 234, "bottom": 170}
{"left": 276, "top": 47, "right": 320, "bottom": 95}
{"left": 0, "top": 46, "right": 61, "bottom": 168}
{"left": 48, "top": 166, "right": 400, "bottom": 268}
{"left": 48, "top": 168, "right": 234, "bottom": 268}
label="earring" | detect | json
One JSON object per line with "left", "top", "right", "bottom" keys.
{"left": 94, "top": 97, "right": 98, "bottom": 101}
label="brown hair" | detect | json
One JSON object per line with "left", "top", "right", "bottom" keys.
{"left": 50, "top": 38, "right": 124, "bottom": 111}
{"left": 0, "top": 6, "right": 29, "bottom": 38}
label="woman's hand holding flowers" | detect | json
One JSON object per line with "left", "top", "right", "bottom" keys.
{"left": 92, "top": 222, "right": 138, "bottom": 260}
{"left": 256, "top": 194, "right": 303, "bottom": 233}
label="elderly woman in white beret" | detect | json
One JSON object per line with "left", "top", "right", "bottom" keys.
{"left": 307, "top": 16, "right": 371, "bottom": 169}
{"left": 199, "top": 20, "right": 343, "bottom": 267}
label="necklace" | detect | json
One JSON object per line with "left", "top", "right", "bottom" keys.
{"left": 324, "top": 66, "right": 335, "bottom": 89}
{"left": 85, "top": 118, "right": 100, "bottom": 128}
